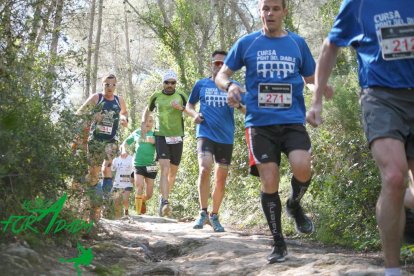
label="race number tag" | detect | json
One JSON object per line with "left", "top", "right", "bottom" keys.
{"left": 146, "top": 166, "right": 158, "bottom": 172}
{"left": 120, "top": 174, "right": 130, "bottom": 183}
{"left": 258, "top": 83, "right": 292, "bottom": 108}
{"left": 165, "top": 136, "right": 182, "bottom": 144}
{"left": 380, "top": 24, "right": 414, "bottom": 60}
{"left": 97, "top": 125, "right": 113, "bottom": 135}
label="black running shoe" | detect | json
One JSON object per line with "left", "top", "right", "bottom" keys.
{"left": 267, "top": 240, "right": 287, "bottom": 263}
{"left": 405, "top": 208, "right": 414, "bottom": 244}
{"left": 286, "top": 200, "right": 314, "bottom": 234}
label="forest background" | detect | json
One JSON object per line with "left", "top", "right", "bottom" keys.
{"left": 1, "top": 0, "right": 410, "bottom": 260}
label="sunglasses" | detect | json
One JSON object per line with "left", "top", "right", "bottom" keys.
{"left": 104, "top": 83, "right": 116, "bottom": 87}
{"left": 212, "top": 61, "right": 224, "bottom": 66}
{"left": 164, "top": 81, "right": 177, "bottom": 85}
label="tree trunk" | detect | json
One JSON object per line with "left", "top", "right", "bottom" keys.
{"left": 91, "top": 0, "right": 103, "bottom": 95}
{"left": 84, "top": 0, "right": 96, "bottom": 99}
{"left": 124, "top": 3, "right": 136, "bottom": 126}
{"left": 229, "top": 0, "right": 254, "bottom": 33}
{"left": 50, "top": 0, "right": 64, "bottom": 61}
{"left": 34, "top": 3, "right": 54, "bottom": 50}
{"left": 29, "top": 0, "right": 45, "bottom": 43}
{"left": 47, "top": 0, "right": 64, "bottom": 94}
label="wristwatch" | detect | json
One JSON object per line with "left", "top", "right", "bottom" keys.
{"left": 225, "top": 81, "right": 234, "bottom": 92}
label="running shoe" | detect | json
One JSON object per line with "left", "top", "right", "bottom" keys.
{"left": 267, "top": 240, "right": 287, "bottom": 263}
{"left": 141, "top": 199, "right": 147, "bottom": 214}
{"left": 162, "top": 202, "right": 172, "bottom": 217}
{"left": 158, "top": 196, "right": 163, "bottom": 217}
{"left": 209, "top": 214, "right": 225, "bottom": 232}
{"left": 135, "top": 195, "right": 143, "bottom": 215}
{"left": 286, "top": 199, "right": 314, "bottom": 234}
{"left": 159, "top": 197, "right": 172, "bottom": 217}
{"left": 193, "top": 210, "right": 209, "bottom": 229}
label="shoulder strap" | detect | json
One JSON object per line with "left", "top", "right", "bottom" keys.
{"left": 178, "top": 93, "right": 187, "bottom": 105}
{"left": 97, "top": 93, "right": 104, "bottom": 105}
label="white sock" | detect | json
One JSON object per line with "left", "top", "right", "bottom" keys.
{"left": 384, "top": 267, "right": 401, "bottom": 276}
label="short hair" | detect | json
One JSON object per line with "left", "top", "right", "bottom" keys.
{"left": 211, "top": 50, "right": 228, "bottom": 58}
{"left": 259, "top": 0, "right": 286, "bottom": 9}
{"left": 102, "top": 73, "right": 117, "bottom": 82}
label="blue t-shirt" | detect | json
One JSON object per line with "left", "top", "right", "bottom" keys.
{"left": 225, "top": 30, "right": 315, "bottom": 128}
{"left": 328, "top": 0, "right": 414, "bottom": 89}
{"left": 188, "top": 78, "right": 235, "bottom": 144}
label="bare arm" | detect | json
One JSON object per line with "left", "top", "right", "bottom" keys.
{"left": 75, "top": 94, "right": 99, "bottom": 115}
{"left": 185, "top": 102, "right": 204, "bottom": 124}
{"left": 306, "top": 39, "right": 339, "bottom": 127}
{"left": 118, "top": 96, "right": 129, "bottom": 127}
{"left": 141, "top": 107, "right": 151, "bottom": 138}
{"left": 215, "top": 65, "right": 243, "bottom": 107}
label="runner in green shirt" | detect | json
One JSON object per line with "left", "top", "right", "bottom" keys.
{"left": 121, "top": 116, "right": 157, "bottom": 215}
{"left": 141, "top": 70, "right": 188, "bottom": 217}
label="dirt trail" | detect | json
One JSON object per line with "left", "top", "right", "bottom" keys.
{"left": 1, "top": 215, "right": 413, "bottom": 275}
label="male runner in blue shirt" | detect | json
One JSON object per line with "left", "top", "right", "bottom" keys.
{"left": 216, "top": 0, "right": 331, "bottom": 264}
{"left": 307, "top": 1, "right": 414, "bottom": 275}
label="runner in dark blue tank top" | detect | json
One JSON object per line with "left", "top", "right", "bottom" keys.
{"left": 76, "top": 73, "right": 128, "bottom": 223}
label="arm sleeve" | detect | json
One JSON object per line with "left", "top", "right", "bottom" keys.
{"left": 328, "top": 0, "right": 363, "bottom": 47}
{"left": 225, "top": 37, "right": 246, "bottom": 72}
{"left": 298, "top": 38, "right": 316, "bottom": 77}
{"left": 124, "top": 131, "right": 136, "bottom": 146}
{"left": 148, "top": 93, "right": 157, "bottom": 112}
{"left": 188, "top": 80, "right": 202, "bottom": 104}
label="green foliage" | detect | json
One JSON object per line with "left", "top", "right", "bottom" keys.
{"left": 170, "top": 120, "right": 200, "bottom": 217}
{"left": 308, "top": 76, "right": 381, "bottom": 250}
{"left": 0, "top": 2, "right": 89, "bottom": 244}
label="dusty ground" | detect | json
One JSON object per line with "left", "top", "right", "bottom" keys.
{"left": 1, "top": 215, "right": 414, "bottom": 275}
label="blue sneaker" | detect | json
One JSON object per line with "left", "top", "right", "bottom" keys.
{"left": 193, "top": 210, "right": 209, "bottom": 229}
{"left": 209, "top": 214, "right": 225, "bottom": 232}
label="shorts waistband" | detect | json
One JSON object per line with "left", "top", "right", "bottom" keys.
{"left": 369, "top": 86, "right": 414, "bottom": 91}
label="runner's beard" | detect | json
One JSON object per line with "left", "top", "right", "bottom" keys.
{"left": 163, "top": 89, "right": 175, "bottom": 94}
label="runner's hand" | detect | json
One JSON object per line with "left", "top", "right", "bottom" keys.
{"left": 171, "top": 100, "right": 183, "bottom": 111}
{"left": 120, "top": 116, "right": 128, "bottom": 127}
{"left": 194, "top": 113, "right": 204, "bottom": 124}
{"left": 93, "top": 112, "right": 104, "bottom": 123}
{"left": 306, "top": 103, "right": 323, "bottom": 127}
{"left": 227, "top": 84, "right": 242, "bottom": 108}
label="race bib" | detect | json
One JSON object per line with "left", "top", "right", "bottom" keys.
{"left": 258, "top": 83, "right": 292, "bottom": 108}
{"left": 119, "top": 174, "right": 130, "bottom": 183}
{"left": 165, "top": 136, "right": 182, "bottom": 144}
{"left": 97, "top": 125, "right": 113, "bottom": 135}
{"left": 146, "top": 166, "right": 158, "bottom": 172}
{"left": 380, "top": 24, "right": 414, "bottom": 60}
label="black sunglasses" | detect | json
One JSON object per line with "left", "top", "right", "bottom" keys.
{"left": 164, "top": 81, "right": 177, "bottom": 85}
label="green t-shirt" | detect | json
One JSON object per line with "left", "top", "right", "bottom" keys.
{"left": 124, "top": 129, "right": 156, "bottom": 166}
{"left": 148, "top": 90, "right": 188, "bottom": 137}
